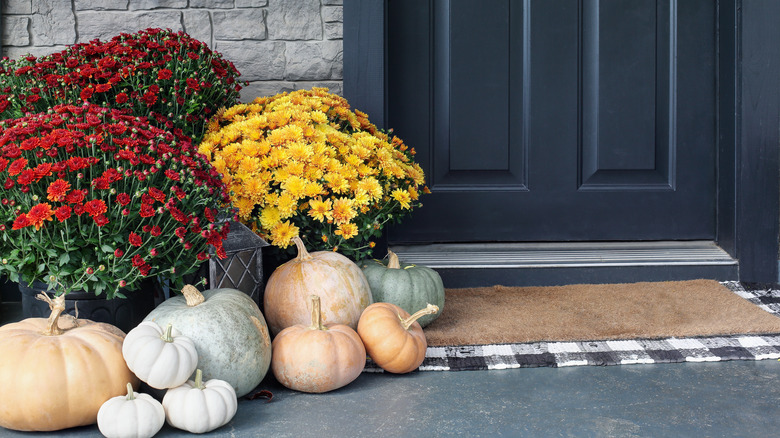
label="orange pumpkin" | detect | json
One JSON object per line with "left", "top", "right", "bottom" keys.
{"left": 0, "top": 293, "right": 138, "bottom": 431}
{"left": 264, "top": 236, "right": 372, "bottom": 335}
{"left": 271, "top": 295, "right": 366, "bottom": 393}
{"left": 357, "top": 302, "right": 439, "bottom": 374}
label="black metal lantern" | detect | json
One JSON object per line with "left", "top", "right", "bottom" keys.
{"left": 209, "top": 221, "right": 269, "bottom": 306}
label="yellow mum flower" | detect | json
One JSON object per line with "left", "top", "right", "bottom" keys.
{"left": 234, "top": 196, "right": 256, "bottom": 220}
{"left": 311, "top": 110, "right": 328, "bottom": 124}
{"left": 308, "top": 197, "right": 333, "bottom": 222}
{"left": 282, "top": 175, "right": 307, "bottom": 199}
{"left": 392, "top": 189, "right": 412, "bottom": 209}
{"left": 357, "top": 177, "right": 383, "bottom": 200}
{"left": 304, "top": 181, "right": 324, "bottom": 197}
{"left": 270, "top": 221, "right": 299, "bottom": 248}
{"left": 259, "top": 206, "right": 281, "bottom": 229}
{"left": 331, "top": 197, "right": 357, "bottom": 224}
{"left": 335, "top": 223, "right": 358, "bottom": 239}
{"left": 275, "top": 193, "right": 298, "bottom": 218}
{"left": 326, "top": 172, "right": 350, "bottom": 194}
{"left": 352, "top": 189, "right": 370, "bottom": 207}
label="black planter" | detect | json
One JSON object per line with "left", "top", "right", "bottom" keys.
{"left": 18, "top": 279, "right": 158, "bottom": 333}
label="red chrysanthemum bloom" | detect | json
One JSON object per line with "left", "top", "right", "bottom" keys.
{"left": 165, "top": 169, "right": 181, "bottom": 182}
{"left": 116, "top": 192, "right": 131, "bottom": 206}
{"left": 129, "top": 232, "right": 143, "bottom": 247}
{"left": 95, "top": 83, "right": 112, "bottom": 93}
{"left": 84, "top": 199, "right": 107, "bottom": 217}
{"left": 54, "top": 205, "right": 72, "bottom": 222}
{"left": 158, "top": 69, "right": 173, "bottom": 80}
{"left": 93, "top": 214, "right": 109, "bottom": 227}
{"left": 114, "top": 248, "right": 124, "bottom": 258}
{"left": 139, "top": 203, "right": 155, "bottom": 218}
{"left": 47, "top": 179, "right": 71, "bottom": 202}
{"left": 148, "top": 187, "right": 165, "bottom": 203}
{"left": 116, "top": 92, "right": 129, "bottom": 104}
{"left": 142, "top": 90, "right": 158, "bottom": 106}
{"left": 8, "top": 158, "right": 27, "bottom": 176}
{"left": 150, "top": 225, "right": 162, "bottom": 237}
{"left": 80, "top": 87, "right": 94, "bottom": 100}
{"left": 12, "top": 214, "right": 31, "bottom": 230}
{"left": 27, "top": 203, "right": 55, "bottom": 230}
{"left": 65, "top": 189, "right": 86, "bottom": 204}
{"left": 175, "top": 226, "right": 187, "bottom": 239}
{"left": 0, "top": 158, "right": 8, "bottom": 173}
{"left": 16, "top": 169, "right": 36, "bottom": 185}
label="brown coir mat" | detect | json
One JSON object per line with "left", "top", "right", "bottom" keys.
{"left": 423, "top": 280, "right": 780, "bottom": 347}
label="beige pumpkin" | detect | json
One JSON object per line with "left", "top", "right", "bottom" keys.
{"left": 264, "top": 236, "right": 373, "bottom": 336}
{"left": 271, "top": 295, "right": 366, "bottom": 393}
{"left": 0, "top": 293, "right": 138, "bottom": 431}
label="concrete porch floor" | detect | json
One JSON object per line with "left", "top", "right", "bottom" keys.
{"left": 2, "top": 301, "right": 780, "bottom": 437}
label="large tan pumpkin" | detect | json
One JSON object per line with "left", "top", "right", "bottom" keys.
{"left": 264, "top": 236, "right": 373, "bottom": 336}
{"left": 0, "top": 293, "right": 138, "bottom": 431}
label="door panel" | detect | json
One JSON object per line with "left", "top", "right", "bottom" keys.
{"left": 386, "top": 0, "right": 715, "bottom": 243}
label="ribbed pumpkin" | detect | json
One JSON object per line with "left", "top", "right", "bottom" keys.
{"left": 0, "top": 293, "right": 138, "bottom": 431}
{"left": 264, "top": 236, "right": 373, "bottom": 336}
{"left": 271, "top": 295, "right": 366, "bottom": 393}
{"left": 360, "top": 250, "right": 445, "bottom": 327}
{"left": 357, "top": 302, "right": 438, "bottom": 374}
{"left": 144, "top": 286, "right": 272, "bottom": 398}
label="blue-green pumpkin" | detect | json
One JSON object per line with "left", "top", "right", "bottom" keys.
{"left": 359, "top": 251, "right": 445, "bottom": 328}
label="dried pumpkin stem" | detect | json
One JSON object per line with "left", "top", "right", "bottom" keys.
{"left": 36, "top": 293, "right": 66, "bottom": 336}
{"left": 125, "top": 382, "right": 136, "bottom": 401}
{"left": 293, "top": 236, "right": 313, "bottom": 261}
{"left": 193, "top": 369, "right": 205, "bottom": 390}
{"left": 401, "top": 304, "right": 439, "bottom": 331}
{"left": 387, "top": 250, "right": 401, "bottom": 269}
{"left": 161, "top": 323, "right": 174, "bottom": 343}
{"left": 181, "top": 285, "right": 205, "bottom": 307}
{"left": 308, "top": 295, "right": 327, "bottom": 331}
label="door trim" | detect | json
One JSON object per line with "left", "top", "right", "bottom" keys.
{"left": 344, "top": 0, "right": 780, "bottom": 283}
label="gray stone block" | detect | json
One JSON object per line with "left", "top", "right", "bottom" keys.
{"left": 189, "top": 0, "right": 233, "bottom": 8}
{"left": 74, "top": 0, "right": 128, "bottom": 11}
{"left": 215, "top": 41, "right": 286, "bottom": 81}
{"left": 3, "top": 1, "right": 33, "bottom": 15}
{"left": 3, "top": 45, "right": 68, "bottom": 60}
{"left": 285, "top": 40, "right": 342, "bottom": 80}
{"left": 128, "top": 0, "right": 187, "bottom": 11}
{"left": 183, "top": 10, "right": 213, "bottom": 47}
{"left": 77, "top": 11, "right": 183, "bottom": 42}
{"left": 213, "top": 9, "right": 266, "bottom": 41}
{"left": 267, "top": 0, "right": 322, "bottom": 41}
{"left": 324, "top": 22, "right": 342, "bottom": 40}
{"left": 2, "top": 17, "right": 30, "bottom": 47}
{"left": 322, "top": 6, "right": 342, "bottom": 23}
{"left": 236, "top": 0, "right": 268, "bottom": 7}
{"left": 32, "top": 0, "right": 76, "bottom": 46}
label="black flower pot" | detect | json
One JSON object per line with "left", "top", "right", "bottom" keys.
{"left": 18, "top": 279, "right": 159, "bottom": 333}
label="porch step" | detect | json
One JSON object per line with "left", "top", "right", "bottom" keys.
{"left": 388, "top": 241, "right": 738, "bottom": 288}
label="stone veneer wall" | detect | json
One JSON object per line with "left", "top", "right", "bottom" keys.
{"left": 0, "top": 0, "right": 343, "bottom": 102}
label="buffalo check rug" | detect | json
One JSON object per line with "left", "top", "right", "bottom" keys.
{"left": 365, "top": 281, "right": 780, "bottom": 372}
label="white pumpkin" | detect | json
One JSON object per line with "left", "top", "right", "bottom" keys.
{"left": 97, "top": 383, "right": 165, "bottom": 438}
{"left": 123, "top": 321, "right": 198, "bottom": 389}
{"left": 162, "top": 369, "right": 237, "bottom": 434}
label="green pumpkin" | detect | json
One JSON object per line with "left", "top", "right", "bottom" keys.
{"left": 360, "top": 251, "right": 445, "bottom": 328}
{"left": 144, "top": 286, "right": 272, "bottom": 398}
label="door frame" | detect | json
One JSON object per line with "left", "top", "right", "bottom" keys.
{"left": 344, "top": 0, "right": 780, "bottom": 283}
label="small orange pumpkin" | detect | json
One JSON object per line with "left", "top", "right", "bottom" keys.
{"left": 0, "top": 293, "right": 138, "bottom": 431}
{"left": 264, "top": 236, "right": 372, "bottom": 336}
{"left": 271, "top": 295, "right": 366, "bottom": 393}
{"left": 357, "top": 302, "right": 439, "bottom": 374}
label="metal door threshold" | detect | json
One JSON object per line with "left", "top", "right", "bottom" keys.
{"left": 388, "top": 241, "right": 738, "bottom": 288}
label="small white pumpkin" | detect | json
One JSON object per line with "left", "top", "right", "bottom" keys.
{"left": 97, "top": 382, "right": 165, "bottom": 438}
{"left": 162, "top": 369, "right": 238, "bottom": 434}
{"left": 123, "top": 321, "right": 198, "bottom": 390}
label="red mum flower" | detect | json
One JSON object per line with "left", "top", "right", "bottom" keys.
{"left": 84, "top": 199, "right": 107, "bottom": 217}
{"left": 80, "top": 87, "right": 94, "bottom": 100}
{"left": 116, "top": 92, "right": 129, "bottom": 104}
{"left": 129, "top": 232, "right": 143, "bottom": 247}
{"left": 158, "top": 69, "right": 173, "bottom": 80}
{"left": 187, "top": 52, "right": 199, "bottom": 60}
{"left": 0, "top": 158, "right": 8, "bottom": 173}
{"left": 197, "top": 252, "right": 209, "bottom": 261}
{"left": 114, "top": 248, "right": 124, "bottom": 258}
{"left": 8, "top": 158, "right": 27, "bottom": 176}
{"left": 148, "top": 187, "right": 165, "bottom": 203}
{"left": 165, "top": 169, "right": 180, "bottom": 182}
{"left": 92, "top": 176, "right": 110, "bottom": 190}
{"left": 3, "top": 178, "right": 13, "bottom": 189}
{"left": 12, "top": 214, "right": 31, "bottom": 230}
{"left": 65, "top": 189, "right": 86, "bottom": 204}
{"left": 16, "top": 169, "right": 36, "bottom": 185}
{"left": 95, "top": 83, "right": 112, "bottom": 93}
{"left": 150, "top": 225, "right": 161, "bottom": 237}
{"left": 116, "top": 192, "right": 131, "bottom": 206}
{"left": 169, "top": 206, "right": 188, "bottom": 224}
{"left": 27, "top": 203, "right": 55, "bottom": 230}
{"left": 54, "top": 205, "right": 72, "bottom": 222}
{"left": 47, "top": 179, "right": 71, "bottom": 202}
{"left": 34, "top": 163, "right": 53, "bottom": 180}
{"left": 139, "top": 203, "right": 155, "bottom": 218}
{"left": 175, "top": 226, "right": 187, "bottom": 239}
{"left": 142, "top": 90, "right": 158, "bottom": 106}
{"left": 93, "top": 214, "right": 109, "bottom": 227}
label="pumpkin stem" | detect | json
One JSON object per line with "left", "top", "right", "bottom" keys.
{"left": 401, "top": 303, "right": 439, "bottom": 331}
{"left": 193, "top": 369, "right": 205, "bottom": 390}
{"left": 125, "top": 382, "right": 136, "bottom": 401}
{"left": 293, "top": 236, "right": 313, "bottom": 261}
{"left": 161, "top": 323, "right": 174, "bottom": 343}
{"left": 36, "top": 293, "right": 66, "bottom": 336}
{"left": 308, "top": 295, "right": 327, "bottom": 331}
{"left": 387, "top": 250, "right": 401, "bottom": 269}
{"left": 181, "top": 285, "right": 205, "bottom": 307}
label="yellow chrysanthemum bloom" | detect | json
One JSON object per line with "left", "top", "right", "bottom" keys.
{"left": 331, "top": 197, "right": 357, "bottom": 224}
{"left": 335, "top": 223, "right": 359, "bottom": 239}
{"left": 234, "top": 196, "right": 256, "bottom": 220}
{"left": 392, "top": 189, "right": 412, "bottom": 209}
{"left": 308, "top": 197, "right": 333, "bottom": 222}
{"left": 259, "top": 206, "right": 281, "bottom": 229}
{"left": 270, "top": 221, "right": 299, "bottom": 248}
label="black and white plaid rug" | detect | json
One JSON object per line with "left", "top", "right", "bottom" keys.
{"left": 365, "top": 281, "right": 780, "bottom": 372}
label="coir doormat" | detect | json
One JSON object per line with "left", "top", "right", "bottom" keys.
{"left": 366, "top": 281, "right": 780, "bottom": 372}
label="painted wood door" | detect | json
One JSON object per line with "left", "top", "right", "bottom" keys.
{"left": 386, "top": 0, "right": 716, "bottom": 243}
